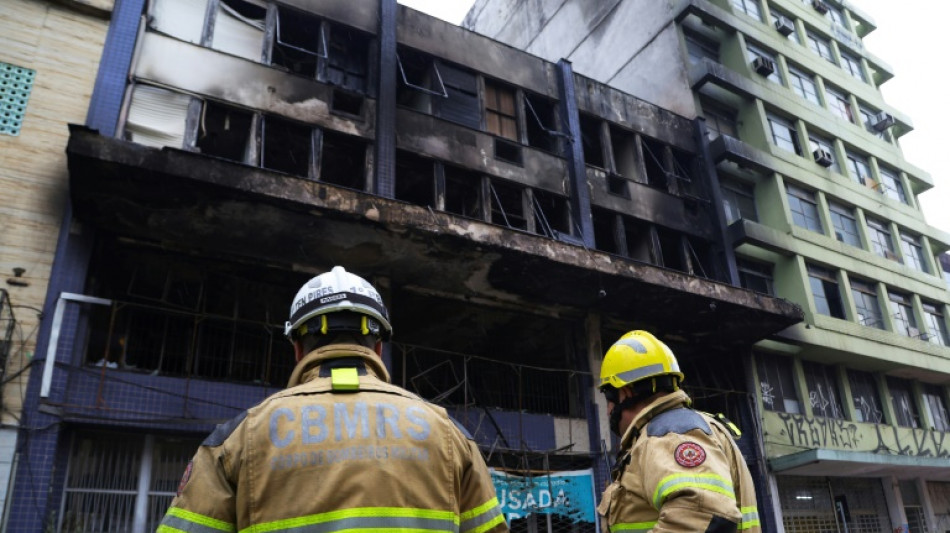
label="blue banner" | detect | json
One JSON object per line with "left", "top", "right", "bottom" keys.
{"left": 491, "top": 468, "right": 599, "bottom": 529}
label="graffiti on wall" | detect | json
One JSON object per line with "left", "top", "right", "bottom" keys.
{"left": 765, "top": 411, "right": 950, "bottom": 459}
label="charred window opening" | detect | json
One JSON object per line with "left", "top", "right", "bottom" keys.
{"left": 592, "top": 207, "right": 621, "bottom": 255}
{"left": 671, "top": 147, "right": 698, "bottom": 197}
{"left": 640, "top": 137, "right": 669, "bottom": 191}
{"left": 331, "top": 89, "right": 363, "bottom": 117}
{"left": 656, "top": 227, "right": 686, "bottom": 271}
{"left": 434, "top": 63, "right": 479, "bottom": 130}
{"left": 444, "top": 165, "right": 483, "bottom": 219}
{"left": 494, "top": 138, "right": 522, "bottom": 166}
{"left": 323, "top": 25, "right": 370, "bottom": 92}
{"left": 532, "top": 189, "right": 571, "bottom": 238}
{"left": 84, "top": 242, "right": 298, "bottom": 386}
{"left": 489, "top": 179, "right": 527, "bottom": 230}
{"left": 212, "top": 0, "right": 267, "bottom": 61}
{"left": 485, "top": 80, "right": 518, "bottom": 141}
{"left": 320, "top": 130, "right": 366, "bottom": 190}
{"left": 262, "top": 115, "right": 311, "bottom": 177}
{"left": 271, "top": 6, "right": 324, "bottom": 78}
{"left": 524, "top": 92, "right": 559, "bottom": 153}
{"left": 196, "top": 101, "right": 253, "bottom": 163}
{"left": 686, "top": 237, "right": 712, "bottom": 278}
{"left": 395, "top": 150, "right": 435, "bottom": 207}
{"left": 395, "top": 47, "right": 440, "bottom": 112}
{"left": 623, "top": 217, "right": 654, "bottom": 263}
{"left": 609, "top": 126, "right": 639, "bottom": 181}
{"left": 579, "top": 114, "right": 605, "bottom": 168}
{"left": 607, "top": 174, "right": 629, "bottom": 197}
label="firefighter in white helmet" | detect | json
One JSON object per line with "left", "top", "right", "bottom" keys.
{"left": 159, "top": 266, "right": 508, "bottom": 533}
{"left": 596, "top": 330, "right": 761, "bottom": 533}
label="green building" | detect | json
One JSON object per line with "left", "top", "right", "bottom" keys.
{"left": 466, "top": 0, "right": 950, "bottom": 531}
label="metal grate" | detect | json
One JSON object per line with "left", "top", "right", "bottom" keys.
{"left": 0, "top": 62, "right": 35, "bottom": 136}
{"left": 778, "top": 475, "right": 889, "bottom": 533}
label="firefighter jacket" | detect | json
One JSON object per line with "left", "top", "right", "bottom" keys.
{"left": 158, "top": 343, "right": 508, "bottom": 533}
{"left": 596, "top": 390, "right": 760, "bottom": 533}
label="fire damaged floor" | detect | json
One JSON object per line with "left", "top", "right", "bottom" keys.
{"left": 67, "top": 126, "right": 802, "bottom": 363}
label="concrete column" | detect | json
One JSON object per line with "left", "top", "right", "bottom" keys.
{"left": 882, "top": 476, "right": 909, "bottom": 532}
{"left": 917, "top": 478, "right": 939, "bottom": 533}
{"left": 555, "top": 59, "right": 594, "bottom": 248}
{"left": 373, "top": 0, "right": 397, "bottom": 198}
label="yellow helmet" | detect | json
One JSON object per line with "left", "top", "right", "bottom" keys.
{"left": 600, "top": 330, "right": 684, "bottom": 390}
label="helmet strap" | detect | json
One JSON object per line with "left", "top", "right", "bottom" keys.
{"left": 609, "top": 395, "right": 640, "bottom": 436}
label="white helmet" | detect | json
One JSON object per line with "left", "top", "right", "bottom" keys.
{"left": 284, "top": 266, "right": 392, "bottom": 341}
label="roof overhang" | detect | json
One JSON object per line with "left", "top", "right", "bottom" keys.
{"left": 770, "top": 448, "right": 950, "bottom": 481}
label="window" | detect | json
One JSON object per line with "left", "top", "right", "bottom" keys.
{"left": 879, "top": 167, "right": 908, "bottom": 204}
{"left": 787, "top": 184, "right": 823, "bottom": 232}
{"left": 434, "top": 63, "right": 481, "bottom": 130}
{"left": 887, "top": 377, "right": 920, "bottom": 428}
{"left": 809, "top": 134, "right": 838, "bottom": 171}
{"left": 770, "top": 8, "right": 798, "bottom": 41}
{"left": 852, "top": 279, "right": 883, "bottom": 328}
{"left": 757, "top": 354, "right": 801, "bottom": 413}
{"left": 721, "top": 179, "right": 757, "bottom": 224}
{"left": 924, "top": 303, "right": 950, "bottom": 347}
{"left": 262, "top": 115, "right": 312, "bottom": 177}
{"left": 732, "top": 0, "right": 762, "bottom": 20}
{"left": 489, "top": 178, "right": 527, "bottom": 230}
{"left": 212, "top": 0, "right": 266, "bottom": 62}
{"left": 900, "top": 232, "right": 928, "bottom": 273}
{"left": 701, "top": 100, "right": 738, "bottom": 140}
{"left": 888, "top": 291, "right": 919, "bottom": 337}
{"left": 196, "top": 101, "right": 253, "bottom": 163}
{"left": 788, "top": 66, "right": 820, "bottom": 105}
{"left": 923, "top": 384, "right": 950, "bottom": 431}
{"left": 580, "top": 114, "right": 605, "bottom": 168}
{"left": 523, "top": 92, "right": 560, "bottom": 153}
{"left": 807, "top": 264, "right": 845, "bottom": 319}
{"left": 840, "top": 51, "right": 866, "bottom": 82}
{"left": 806, "top": 31, "right": 836, "bottom": 64}
{"left": 685, "top": 31, "right": 720, "bottom": 65}
{"left": 484, "top": 80, "right": 518, "bottom": 141}
{"left": 829, "top": 202, "right": 860, "bottom": 247}
{"left": 61, "top": 432, "right": 202, "bottom": 532}
{"left": 848, "top": 370, "right": 883, "bottom": 423}
{"left": 826, "top": 87, "right": 854, "bottom": 123}
{"left": 803, "top": 361, "right": 844, "bottom": 419}
{"left": 738, "top": 258, "right": 774, "bottom": 295}
{"left": 845, "top": 152, "right": 872, "bottom": 186}
{"left": 747, "top": 44, "right": 783, "bottom": 85}
{"left": 866, "top": 218, "right": 897, "bottom": 261}
{"left": 768, "top": 114, "right": 801, "bottom": 154}
{"left": 825, "top": 3, "right": 849, "bottom": 31}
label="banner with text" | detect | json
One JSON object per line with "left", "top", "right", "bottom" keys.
{"left": 490, "top": 468, "right": 599, "bottom": 531}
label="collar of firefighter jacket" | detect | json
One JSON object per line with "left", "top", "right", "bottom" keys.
{"left": 620, "top": 389, "right": 691, "bottom": 448}
{"left": 287, "top": 343, "right": 391, "bottom": 387}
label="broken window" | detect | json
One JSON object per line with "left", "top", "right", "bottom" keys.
{"left": 489, "top": 179, "right": 527, "bottom": 230}
{"left": 757, "top": 353, "right": 801, "bottom": 413}
{"left": 737, "top": 258, "right": 774, "bottom": 295}
{"left": 319, "top": 130, "right": 366, "bottom": 190}
{"left": 671, "top": 147, "right": 697, "bottom": 197}
{"left": 848, "top": 369, "right": 883, "bottom": 423}
{"left": 887, "top": 376, "right": 921, "bottom": 428}
{"left": 323, "top": 24, "right": 370, "bottom": 92}
{"left": 395, "top": 150, "right": 435, "bottom": 207}
{"left": 807, "top": 264, "right": 845, "bottom": 319}
{"left": 331, "top": 89, "right": 363, "bottom": 117}
{"left": 623, "top": 216, "right": 654, "bottom": 263}
{"left": 123, "top": 85, "right": 192, "bottom": 149}
{"left": 640, "top": 137, "right": 669, "bottom": 191}
{"left": 262, "top": 114, "right": 312, "bottom": 177}
{"left": 396, "top": 47, "right": 442, "bottom": 113}
{"left": 211, "top": 0, "right": 266, "bottom": 61}
{"left": 579, "top": 114, "right": 605, "bottom": 168}
{"left": 484, "top": 79, "right": 518, "bottom": 141}
{"left": 494, "top": 138, "right": 522, "bottom": 166}
{"left": 592, "top": 207, "right": 621, "bottom": 255}
{"left": 396, "top": 50, "right": 480, "bottom": 130}
{"left": 271, "top": 5, "right": 325, "bottom": 79}
{"left": 609, "top": 125, "right": 640, "bottom": 183}
{"left": 532, "top": 189, "right": 571, "bottom": 238}
{"left": 149, "top": 0, "right": 209, "bottom": 44}
{"left": 685, "top": 237, "right": 711, "bottom": 278}
{"left": 523, "top": 92, "right": 559, "bottom": 153}
{"left": 196, "top": 100, "right": 253, "bottom": 163}
{"left": 655, "top": 227, "right": 686, "bottom": 271}
{"left": 443, "top": 165, "right": 483, "bottom": 219}
{"left": 802, "top": 361, "right": 845, "bottom": 419}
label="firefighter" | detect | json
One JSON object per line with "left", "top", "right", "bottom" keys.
{"left": 596, "top": 330, "right": 760, "bottom": 533}
{"left": 158, "top": 266, "right": 507, "bottom": 533}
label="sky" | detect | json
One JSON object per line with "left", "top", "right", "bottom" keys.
{"left": 396, "top": 0, "right": 950, "bottom": 237}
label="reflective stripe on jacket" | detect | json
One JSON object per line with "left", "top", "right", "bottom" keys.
{"left": 596, "top": 390, "right": 761, "bottom": 533}
{"left": 158, "top": 344, "right": 507, "bottom": 533}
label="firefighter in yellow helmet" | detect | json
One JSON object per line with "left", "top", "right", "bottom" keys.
{"left": 159, "top": 266, "right": 507, "bottom": 533}
{"left": 596, "top": 330, "right": 761, "bottom": 533}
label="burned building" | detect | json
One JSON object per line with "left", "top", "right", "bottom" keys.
{"left": 4, "top": 0, "right": 800, "bottom": 531}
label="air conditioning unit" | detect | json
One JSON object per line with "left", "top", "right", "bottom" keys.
{"left": 752, "top": 56, "right": 775, "bottom": 76}
{"left": 812, "top": 0, "right": 829, "bottom": 14}
{"left": 813, "top": 148, "right": 833, "bottom": 167}
{"left": 774, "top": 16, "right": 795, "bottom": 36}
{"left": 870, "top": 112, "right": 896, "bottom": 132}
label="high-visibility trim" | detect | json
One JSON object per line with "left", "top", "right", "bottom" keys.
{"left": 608, "top": 521, "right": 657, "bottom": 532}
{"left": 159, "top": 507, "right": 236, "bottom": 533}
{"left": 460, "top": 497, "right": 504, "bottom": 533}
{"left": 739, "top": 506, "right": 760, "bottom": 530}
{"left": 239, "top": 507, "right": 460, "bottom": 533}
{"left": 616, "top": 364, "right": 665, "bottom": 384}
{"left": 652, "top": 473, "right": 735, "bottom": 509}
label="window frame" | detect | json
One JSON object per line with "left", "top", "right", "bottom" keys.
{"left": 829, "top": 202, "right": 861, "bottom": 247}
{"left": 806, "top": 30, "right": 836, "bottom": 65}
{"left": 866, "top": 217, "right": 897, "bottom": 261}
{"left": 888, "top": 291, "right": 919, "bottom": 337}
{"left": 788, "top": 65, "right": 820, "bottom": 105}
{"left": 807, "top": 264, "right": 846, "bottom": 319}
{"left": 851, "top": 278, "right": 884, "bottom": 329}
{"left": 787, "top": 184, "right": 824, "bottom": 233}
{"left": 803, "top": 361, "right": 845, "bottom": 419}
{"left": 768, "top": 114, "right": 801, "bottom": 154}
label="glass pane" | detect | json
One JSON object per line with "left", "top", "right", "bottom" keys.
{"left": 848, "top": 370, "right": 883, "bottom": 423}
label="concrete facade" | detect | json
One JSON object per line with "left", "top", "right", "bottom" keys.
{"left": 467, "top": 0, "right": 950, "bottom": 531}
